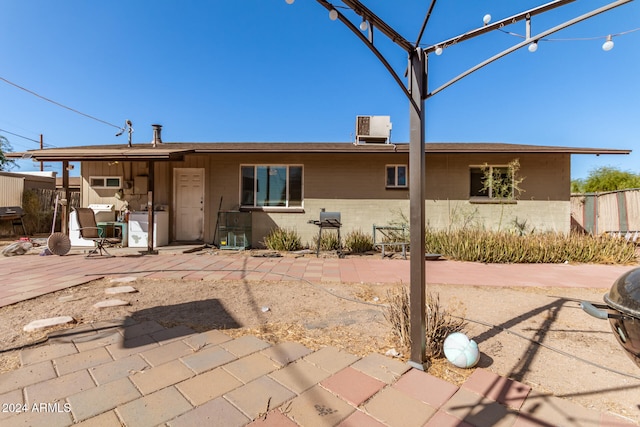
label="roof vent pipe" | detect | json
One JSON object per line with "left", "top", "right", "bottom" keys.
{"left": 151, "top": 124, "right": 162, "bottom": 147}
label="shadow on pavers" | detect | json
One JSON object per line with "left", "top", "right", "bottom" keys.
{"left": 46, "top": 299, "right": 241, "bottom": 350}
{"left": 122, "top": 299, "right": 241, "bottom": 347}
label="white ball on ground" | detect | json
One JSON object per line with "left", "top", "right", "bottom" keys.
{"left": 443, "top": 332, "right": 480, "bottom": 368}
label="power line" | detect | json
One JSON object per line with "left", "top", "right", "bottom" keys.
{"left": 0, "top": 128, "right": 40, "bottom": 144}
{"left": 0, "top": 76, "right": 121, "bottom": 129}
{"left": 0, "top": 128, "right": 58, "bottom": 148}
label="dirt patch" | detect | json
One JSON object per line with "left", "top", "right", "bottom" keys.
{"left": 0, "top": 271, "right": 639, "bottom": 423}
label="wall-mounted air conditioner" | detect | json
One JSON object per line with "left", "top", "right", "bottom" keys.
{"left": 355, "top": 115, "right": 392, "bottom": 144}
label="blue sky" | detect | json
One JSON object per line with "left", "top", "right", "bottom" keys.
{"left": 1, "top": 0, "right": 638, "bottom": 180}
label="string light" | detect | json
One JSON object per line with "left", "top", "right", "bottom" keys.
{"left": 285, "top": 1, "right": 634, "bottom": 55}
{"left": 497, "top": 27, "right": 639, "bottom": 53}
{"left": 426, "top": 12, "right": 638, "bottom": 56}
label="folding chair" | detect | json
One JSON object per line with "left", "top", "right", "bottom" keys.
{"left": 74, "top": 207, "right": 116, "bottom": 258}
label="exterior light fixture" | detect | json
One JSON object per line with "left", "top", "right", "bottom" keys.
{"left": 528, "top": 41, "right": 539, "bottom": 52}
{"left": 602, "top": 34, "right": 614, "bottom": 51}
{"left": 435, "top": 46, "right": 443, "bottom": 55}
{"left": 483, "top": 14, "right": 491, "bottom": 25}
{"left": 329, "top": 9, "right": 338, "bottom": 21}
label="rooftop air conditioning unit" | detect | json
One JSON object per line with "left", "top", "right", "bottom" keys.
{"left": 355, "top": 115, "right": 392, "bottom": 145}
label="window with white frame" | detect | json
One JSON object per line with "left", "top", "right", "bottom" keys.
{"left": 469, "top": 165, "right": 513, "bottom": 199}
{"left": 386, "top": 165, "right": 407, "bottom": 188}
{"left": 89, "top": 176, "right": 122, "bottom": 189}
{"left": 241, "top": 165, "right": 303, "bottom": 208}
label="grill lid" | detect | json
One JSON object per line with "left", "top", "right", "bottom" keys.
{"left": 319, "top": 211, "right": 340, "bottom": 223}
{"left": 604, "top": 267, "right": 640, "bottom": 318}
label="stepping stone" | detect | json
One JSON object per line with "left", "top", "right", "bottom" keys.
{"left": 93, "top": 299, "right": 130, "bottom": 308}
{"left": 24, "top": 316, "right": 75, "bottom": 332}
{"left": 110, "top": 277, "right": 138, "bottom": 283}
{"left": 105, "top": 286, "right": 137, "bottom": 294}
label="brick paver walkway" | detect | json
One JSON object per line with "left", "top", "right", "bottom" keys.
{"left": 0, "top": 248, "right": 637, "bottom": 426}
{"left": 2, "top": 319, "right": 633, "bottom": 427}
{"left": 0, "top": 248, "right": 633, "bottom": 309}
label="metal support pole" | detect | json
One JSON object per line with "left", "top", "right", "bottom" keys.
{"left": 146, "top": 161, "right": 157, "bottom": 254}
{"left": 39, "top": 134, "right": 44, "bottom": 172}
{"left": 62, "top": 160, "right": 70, "bottom": 235}
{"left": 408, "top": 48, "right": 427, "bottom": 370}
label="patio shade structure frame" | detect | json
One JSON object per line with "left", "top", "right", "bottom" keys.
{"left": 300, "top": 0, "right": 635, "bottom": 369}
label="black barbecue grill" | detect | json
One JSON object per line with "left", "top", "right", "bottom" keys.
{"left": 582, "top": 267, "right": 640, "bottom": 369}
{"left": 308, "top": 211, "right": 342, "bottom": 257}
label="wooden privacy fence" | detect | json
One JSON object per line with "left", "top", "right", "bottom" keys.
{"left": 19, "top": 188, "right": 80, "bottom": 235}
{"left": 571, "top": 189, "right": 640, "bottom": 235}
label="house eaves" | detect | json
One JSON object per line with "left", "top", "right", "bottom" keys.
{"left": 6, "top": 145, "right": 194, "bottom": 162}
{"left": 7, "top": 141, "right": 630, "bottom": 161}
{"left": 422, "top": 142, "right": 631, "bottom": 155}
{"left": 162, "top": 142, "right": 631, "bottom": 155}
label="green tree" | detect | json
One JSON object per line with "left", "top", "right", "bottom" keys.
{"left": 0, "top": 135, "right": 17, "bottom": 171}
{"left": 575, "top": 166, "right": 640, "bottom": 193}
{"left": 571, "top": 178, "right": 585, "bottom": 193}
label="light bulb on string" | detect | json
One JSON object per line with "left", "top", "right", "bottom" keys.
{"left": 360, "top": 19, "right": 368, "bottom": 31}
{"left": 483, "top": 14, "right": 491, "bottom": 25}
{"left": 528, "top": 41, "right": 538, "bottom": 52}
{"left": 285, "top": 0, "right": 294, "bottom": 4}
{"left": 602, "top": 35, "right": 614, "bottom": 51}
{"left": 329, "top": 9, "right": 338, "bottom": 21}
{"left": 435, "top": 46, "right": 443, "bottom": 55}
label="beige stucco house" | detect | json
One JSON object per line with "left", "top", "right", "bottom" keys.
{"left": 10, "top": 134, "right": 629, "bottom": 247}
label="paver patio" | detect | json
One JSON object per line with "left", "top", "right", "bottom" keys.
{"left": 0, "top": 247, "right": 637, "bottom": 426}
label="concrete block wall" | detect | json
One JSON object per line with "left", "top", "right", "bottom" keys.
{"left": 249, "top": 199, "right": 570, "bottom": 248}
{"left": 425, "top": 200, "right": 571, "bottom": 234}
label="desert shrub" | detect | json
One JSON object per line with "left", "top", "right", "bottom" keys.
{"left": 425, "top": 229, "right": 637, "bottom": 264}
{"left": 312, "top": 230, "right": 341, "bottom": 251}
{"left": 262, "top": 227, "right": 302, "bottom": 251}
{"left": 385, "top": 287, "right": 466, "bottom": 359}
{"left": 385, "top": 287, "right": 410, "bottom": 348}
{"left": 425, "top": 292, "right": 467, "bottom": 358}
{"left": 344, "top": 229, "right": 374, "bottom": 253}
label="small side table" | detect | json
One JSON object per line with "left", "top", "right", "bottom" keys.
{"left": 97, "top": 221, "right": 128, "bottom": 247}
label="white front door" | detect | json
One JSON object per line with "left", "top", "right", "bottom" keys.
{"left": 174, "top": 168, "right": 204, "bottom": 241}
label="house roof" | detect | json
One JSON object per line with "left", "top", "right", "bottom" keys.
{"left": 7, "top": 142, "right": 631, "bottom": 161}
